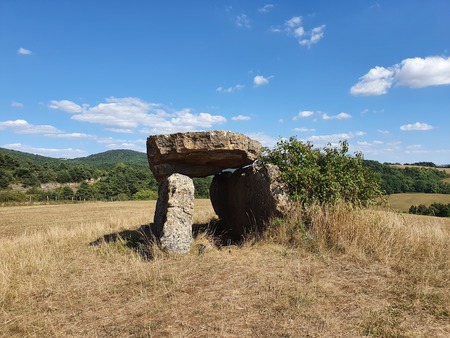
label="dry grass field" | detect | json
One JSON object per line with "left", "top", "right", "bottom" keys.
{"left": 1, "top": 200, "right": 449, "bottom": 337}
{"left": 388, "top": 193, "right": 450, "bottom": 212}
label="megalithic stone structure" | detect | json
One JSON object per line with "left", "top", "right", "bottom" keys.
{"left": 147, "top": 130, "right": 262, "bottom": 182}
{"left": 146, "top": 130, "right": 288, "bottom": 253}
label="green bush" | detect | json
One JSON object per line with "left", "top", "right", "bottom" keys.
{"left": 133, "top": 189, "right": 158, "bottom": 200}
{"left": 263, "top": 138, "right": 382, "bottom": 206}
{"left": 0, "top": 191, "right": 28, "bottom": 202}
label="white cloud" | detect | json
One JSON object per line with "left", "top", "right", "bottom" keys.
{"left": 350, "top": 66, "right": 395, "bottom": 96}
{"left": 49, "top": 100, "right": 83, "bottom": 113}
{"left": 322, "top": 112, "right": 352, "bottom": 120}
{"left": 299, "top": 25, "right": 326, "bottom": 48}
{"left": 11, "top": 101, "right": 24, "bottom": 108}
{"left": 396, "top": 56, "right": 450, "bottom": 88}
{"left": 2, "top": 143, "right": 87, "bottom": 159}
{"left": 378, "top": 129, "right": 390, "bottom": 135}
{"left": 0, "top": 119, "right": 61, "bottom": 134}
{"left": 285, "top": 16, "right": 302, "bottom": 29}
{"left": 17, "top": 47, "right": 32, "bottom": 55}
{"left": 400, "top": 122, "right": 433, "bottom": 131}
{"left": 293, "top": 110, "right": 314, "bottom": 120}
{"left": 105, "top": 142, "right": 143, "bottom": 152}
{"left": 270, "top": 26, "right": 282, "bottom": 33}
{"left": 253, "top": 75, "right": 272, "bottom": 86}
{"left": 105, "top": 128, "right": 134, "bottom": 133}
{"left": 247, "top": 132, "right": 280, "bottom": 148}
{"left": 258, "top": 4, "right": 275, "bottom": 13}
{"left": 216, "top": 84, "right": 244, "bottom": 93}
{"left": 232, "top": 115, "right": 251, "bottom": 121}
{"left": 236, "top": 14, "right": 251, "bottom": 28}
{"left": 294, "top": 127, "right": 316, "bottom": 132}
{"left": 49, "top": 97, "right": 227, "bottom": 134}
{"left": 304, "top": 131, "right": 365, "bottom": 144}
{"left": 284, "top": 17, "right": 325, "bottom": 47}
{"left": 46, "top": 132, "right": 92, "bottom": 139}
{"left": 350, "top": 56, "right": 450, "bottom": 96}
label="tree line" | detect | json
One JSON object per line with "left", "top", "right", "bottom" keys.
{"left": 409, "top": 203, "right": 450, "bottom": 217}
{"left": 363, "top": 160, "right": 450, "bottom": 195}
{"left": 1, "top": 146, "right": 449, "bottom": 204}
{"left": 0, "top": 152, "right": 211, "bottom": 202}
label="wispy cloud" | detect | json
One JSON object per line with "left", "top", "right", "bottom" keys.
{"left": 231, "top": 115, "right": 251, "bottom": 121}
{"left": 216, "top": 84, "right": 245, "bottom": 93}
{"left": 303, "top": 131, "right": 365, "bottom": 144}
{"left": 294, "top": 127, "right": 316, "bottom": 132}
{"left": 400, "top": 122, "right": 433, "bottom": 131}
{"left": 236, "top": 14, "right": 251, "bottom": 28}
{"left": 246, "top": 132, "right": 280, "bottom": 148}
{"left": 322, "top": 112, "right": 352, "bottom": 120}
{"left": 2, "top": 143, "right": 87, "bottom": 158}
{"left": 11, "top": 101, "right": 24, "bottom": 108}
{"left": 350, "top": 56, "right": 450, "bottom": 96}
{"left": 283, "top": 16, "right": 326, "bottom": 48}
{"left": 17, "top": 47, "right": 32, "bottom": 55}
{"left": 258, "top": 4, "right": 275, "bottom": 13}
{"left": 49, "top": 97, "right": 227, "bottom": 134}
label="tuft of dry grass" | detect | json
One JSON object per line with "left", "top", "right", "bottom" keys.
{"left": 1, "top": 200, "right": 449, "bottom": 337}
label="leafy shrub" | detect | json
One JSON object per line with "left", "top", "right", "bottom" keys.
{"left": 0, "top": 191, "right": 28, "bottom": 202}
{"left": 262, "top": 138, "right": 382, "bottom": 206}
{"left": 133, "top": 189, "right": 158, "bottom": 200}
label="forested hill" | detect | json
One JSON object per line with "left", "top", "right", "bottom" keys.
{"left": 1, "top": 147, "right": 449, "bottom": 203}
{"left": 0, "top": 148, "right": 148, "bottom": 169}
{"left": 70, "top": 149, "right": 148, "bottom": 168}
{"left": 0, "top": 148, "right": 212, "bottom": 201}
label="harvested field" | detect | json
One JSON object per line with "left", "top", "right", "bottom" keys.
{"left": 1, "top": 201, "right": 449, "bottom": 337}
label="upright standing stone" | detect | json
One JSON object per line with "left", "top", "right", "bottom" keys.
{"left": 154, "top": 173, "right": 195, "bottom": 253}
{"left": 210, "top": 163, "right": 290, "bottom": 240}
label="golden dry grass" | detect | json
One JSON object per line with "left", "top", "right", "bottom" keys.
{"left": 1, "top": 200, "right": 449, "bottom": 337}
{"left": 387, "top": 193, "right": 450, "bottom": 212}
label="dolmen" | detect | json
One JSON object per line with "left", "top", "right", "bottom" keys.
{"left": 147, "top": 130, "right": 289, "bottom": 253}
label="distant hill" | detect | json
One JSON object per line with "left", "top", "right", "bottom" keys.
{"left": 0, "top": 147, "right": 63, "bottom": 167}
{"left": 70, "top": 150, "right": 148, "bottom": 168}
{"left": 0, "top": 148, "right": 148, "bottom": 169}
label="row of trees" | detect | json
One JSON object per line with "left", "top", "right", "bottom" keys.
{"left": 0, "top": 152, "right": 212, "bottom": 202}
{"left": 363, "top": 161, "right": 450, "bottom": 195}
{"left": 409, "top": 203, "right": 450, "bottom": 217}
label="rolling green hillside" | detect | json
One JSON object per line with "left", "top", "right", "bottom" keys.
{"left": 70, "top": 149, "right": 148, "bottom": 168}
{"left": 0, "top": 148, "right": 148, "bottom": 169}
{"left": 0, "top": 148, "right": 214, "bottom": 201}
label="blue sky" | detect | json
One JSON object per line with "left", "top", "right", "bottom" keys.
{"left": 1, "top": 0, "right": 449, "bottom": 164}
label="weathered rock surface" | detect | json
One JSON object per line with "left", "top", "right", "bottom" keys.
{"left": 210, "top": 162, "right": 290, "bottom": 240}
{"left": 153, "top": 173, "right": 195, "bottom": 253}
{"left": 147, "top": 131, "right": 262, "bottom": 181}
